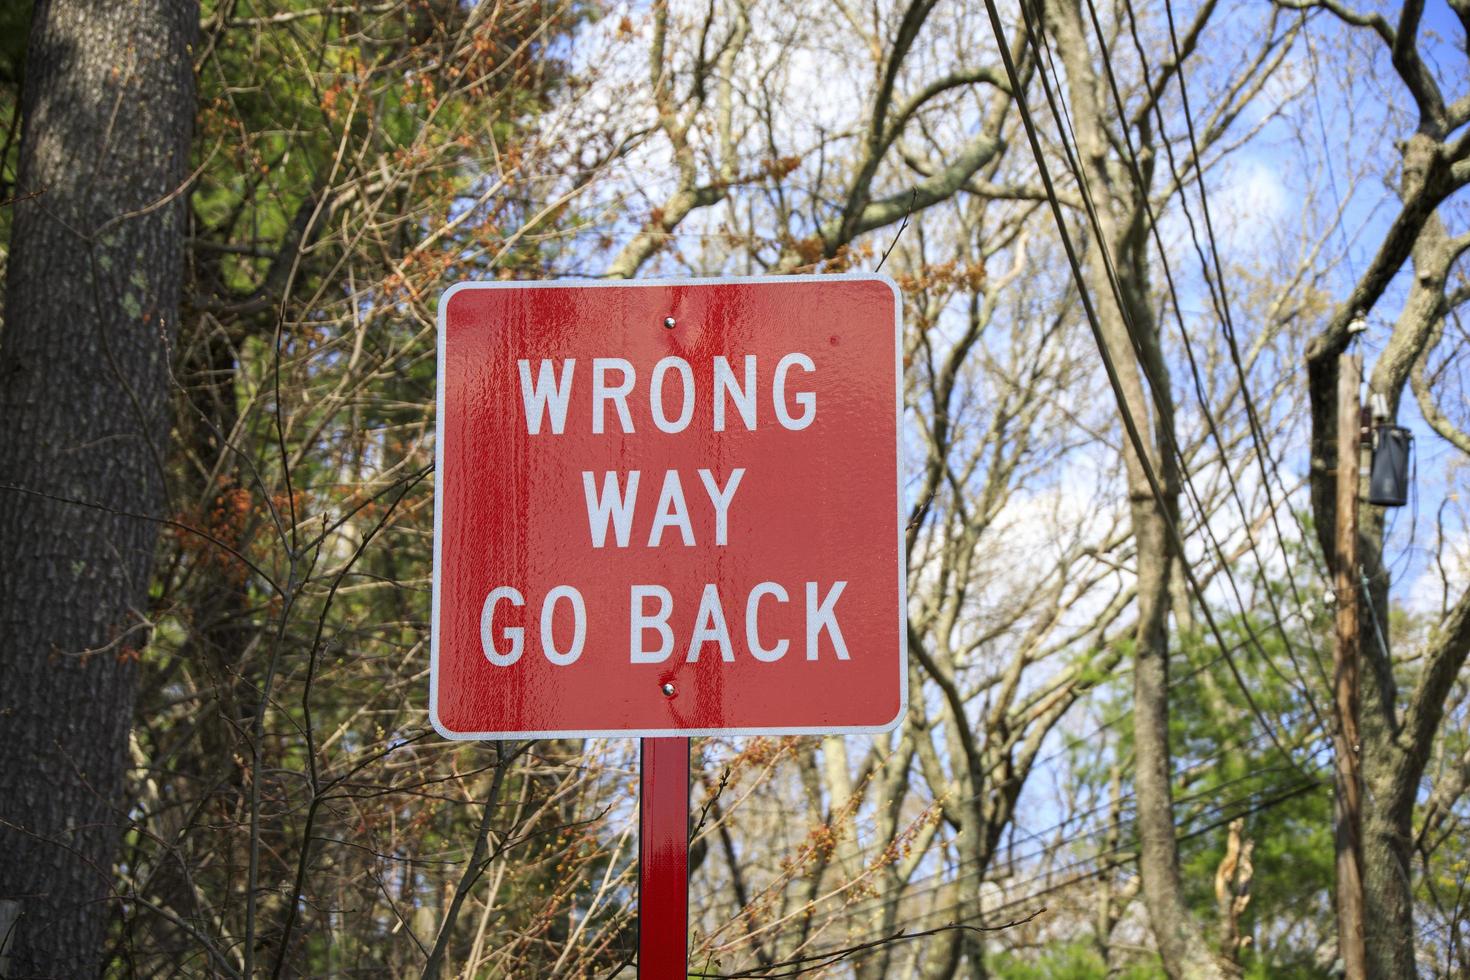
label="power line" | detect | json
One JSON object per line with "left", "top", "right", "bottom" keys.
{"left": 1074, "top": 0, "right": 1331, "bottom": 720}
{"left": 921, "top": 630, "right": 1287, "bottom": 815}
{"left": 874, "top": 12, "right": 1333, "bottom": 969}
{"left": 919, "top": 777, "right": 1321, "bottom": 935}
{"left": 1028, "top": 0, "right": 1327, "bottom": 733}
{"left": 992, "top": 712, "right": 1321, "bottom": 870}
{"left": 1006, "top": 0, "right": 1313, "bottom": 777}
{"left": 836, "top": 759, "right": 1315, "bottom": 927}
{"left": 737, "top": 776, "right": 1323, "bottom": 979}
{"left": 1144, "top": 0, "right": 1332, "bottom": 614}
{"left": 829, "top": 707, "right": 1323, "bottom": 925}
{"left": 897, "top": 12, "right": 1330, "bottom": 912}
{"left": 744, "top": 6, "right": 1335, "bottom": 970}
{"left": 1298, "top": 7, "right": 1361, "bottom": 287}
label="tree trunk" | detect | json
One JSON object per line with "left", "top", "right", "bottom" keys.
{"left": 0, "top": 0, "right": 195, "bottom": 973}
{"left": 1132, "top": 501, "right": 1232, "bottom": 980}
{"left": 1035, "top": 1, "right": 1236, "bottom": 974}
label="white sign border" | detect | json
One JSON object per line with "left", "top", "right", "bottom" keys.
{"left": 429, "top": 274, "right": 908, "bottom": 740}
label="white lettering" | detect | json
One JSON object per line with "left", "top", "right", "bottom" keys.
{"left": 582, "top": 471, "right": 640, "bottom": 548}
{"left": 631, "top": 585, "right": 674, "bottom": 663}
{"left": 540, "top": 586, "right": 586, "bottom": 666}
{"left": 480, "top": 586, "right": 524, "bottom": 666}
{"left": 746, "top": 582, "right": 789, "bottom": 662}
{"left": 686, "top": 584, "right": 734, "bottom": 662}
{"left": 805, "top": 581, "right": 848, "bottom": 660}
{"left": 773, "top": 353, "right": 816, "bottom": 430}
{"left": 592, "top": 358, "right": 636, "bottom": 433}
{"left": 517, "top": 359, "right": 575, "bottom": 435}
{"left": 650, "top": 357, "right": 695, "bottom": 433}
{"left": 647, "top": 471, "right": 694, "bottom": 547}
{"left": 697, "top": 468, "right": 744, "bottom": 546}
{"left": 713, "top": 355, "right": 756, "bottom": 431}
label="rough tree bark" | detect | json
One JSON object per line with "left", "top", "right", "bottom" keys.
{"left": 0, "top": 0, "right": 196, "bottom": 974}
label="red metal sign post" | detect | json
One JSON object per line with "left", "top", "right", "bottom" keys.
{"left": 638, "top": 737, "right": 690, "bottom": 976}
{"left": 431, "top": 276, "right": 904, "bottom": 976}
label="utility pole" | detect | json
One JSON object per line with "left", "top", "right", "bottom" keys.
{"left": 1333, "top": 352, "right": 1367, "bottom": 979}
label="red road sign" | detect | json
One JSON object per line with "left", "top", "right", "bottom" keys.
{"left": 431, "top": 276, "right": 905, "bottom": 738}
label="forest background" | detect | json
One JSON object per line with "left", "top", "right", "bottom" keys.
{"left": 1, "top": 0, "right": 1468, "bottom": 977}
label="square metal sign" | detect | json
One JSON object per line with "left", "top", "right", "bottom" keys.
{"left": 430, "top": 275, "right": 905, "bottom": 738}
